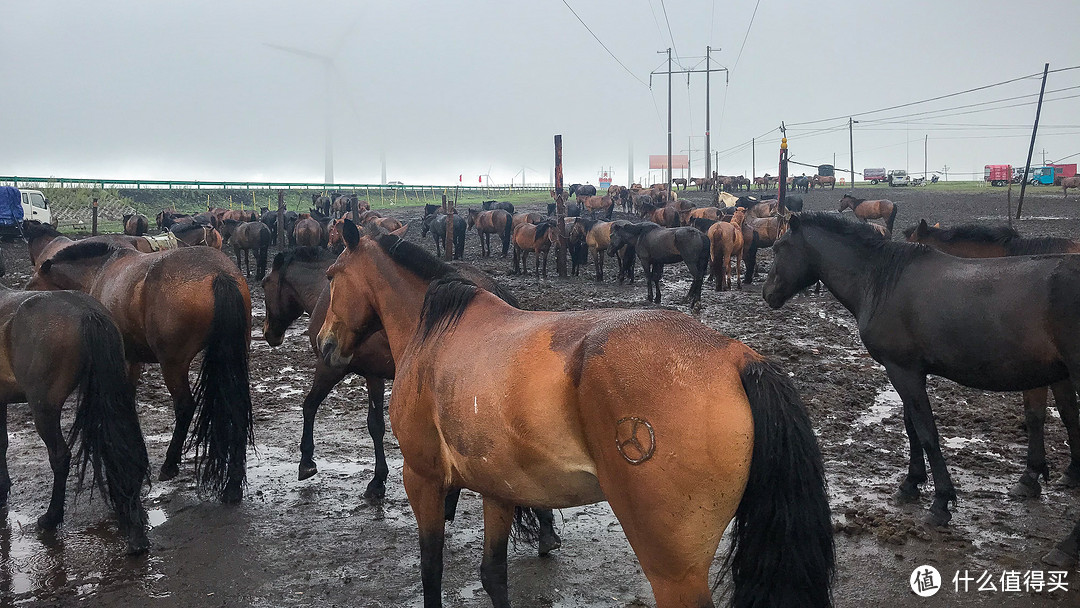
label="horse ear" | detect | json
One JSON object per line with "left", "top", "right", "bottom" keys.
{"left": 389, "top": 223, "right": 408, "bottom": 237}
{"left": 343, "top": 219, "right": 361, "bottom": 250}
{"left": 916, "top": 219, "right": 929, "bottom": 236}
{"left": 40, "top": 259, "right": 53, "bottom": 274}
{"left": 788, "top": 213, "right": 802, "bottom": 231}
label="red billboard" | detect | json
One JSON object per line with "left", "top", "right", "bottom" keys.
{"left": 649, "top": 155, "right": 689, "bottom": 170}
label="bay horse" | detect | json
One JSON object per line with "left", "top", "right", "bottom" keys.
{"left": 740, "top": 214, "right": 789, "bottom": 284}
{"left": 578, "top": 194, "right": 615, "bottom": 219}
{"left": 466, "top": 208, "right": 513, "bottom": 257}
{"left": 123, "top": 213, "right": 149, "bottom": 236}
{"left": 1060, "top": 176, "right": 1080, "bottom": 198}
{"left": 262, "top": 242, "right": 562, "bottom": 554}
{"left": 23, "top": 221, "right": 167, "bottom": 260}
{"left": 689, "top": 206, "right": 723, "bottom": 222}
{"left": 294, "top": 216, "right": 327, "bottom": 248}
{"left": 511, "top": 212, "right": 543, "bottom": 230}
{"left": 481, "top": 200, "right": 515, "bottom": 215}
{"left": 317, "top": 220, "right": 833, "bottom": 607}
{"left": 511, "top": 221, "right": 557, "bottom": 277}
{"left": 762, "top": 212, "right": 1080, "bottom": 538}
{"left": 26, "top": 238, "right": 254, "bottom": 503}
{"left": 229, "top": 220, "right": 272, "bottom": 280}
{"left": 311, "top": 193, "right": 332, "bottom": 216}
{"left": 608, "top": 222, "right": 710, "bottom": 306}
{"left": 644, "top": 203, "right": 681, "bottom": 228}
{"left": 567, "top": 218, "right": 592, "bottom": 277}
{"left": 171, "top": 222, "right": 223, "bottom": 249}
{"left": 709, "top": 208, "right": 746, "bottom": 291}
{"left": 156, "top": 209, "right": 190, "bottom": 231}
{"left": 838, "top": 194, "right": 899, "bottom": 233}
{"left": 421, "top": 213, "right": 467, "bottom": 260}
{"left": 814, "top": 175, "right": 836, "bottom": 189}
{"left": 0, "top": 288, "right": 151, "bottom": 555}
{"left": 904, "top": 219, "right": 1080, "bottom": 498}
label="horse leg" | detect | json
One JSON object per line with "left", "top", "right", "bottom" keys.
{"left": 480, "top": 497, "right": 514, "bottom": 608}
{"left": 733, "top": 247, "right": 743, "bottom": 291}
{"left": 886, "top": 366, "right": 955, "bottom": 525}
{"left": 298, "top": 361, "right": 348, "bottom": 481}
{"left": 652, "top": 264, "right": 664, "bottom": 304}
{"left": 1010, "top": 387, "right": 1049, "bottom": 497}
{"left": 521, "top": 250, "right": 530, "bottom": 276}
{"left": 364, "top": 376, "right": 390, "bottom": 499}
{"left": 596, "top": 248, "right": 604, "bottom": 282}
{"left": 30, "top": 402, "right": 69, "bottom": 530}
{"left": 160, "top": 359, "right": 196, "bottom": 481}
{"left": 443, "top": 487, "right": 462, "bottom": 521}
{"left": 896, "top": 402, "right": 928, "bottom": 501}
{"left": 244, "top": 249, "right": 251, "bottom": 277}
{"left": 1052, "top": 379, "right": 1080, "bottom": 486}
{"left": 540, "top": 248, "right": 548, "bottom": 278}
{"left": 1044, "top": 519, "right": 1080, "bottom": 568}
{"left": 0, "top": 403, "right": 8, "bottom": 505}
{"left": 403, "top": 465, "right": 447, "bottom": 608}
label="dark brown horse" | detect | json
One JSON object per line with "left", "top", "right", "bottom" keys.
{"left": 741, "top": 215, "right": 788, "bottom": 284}
{"left": 511, "top": 221, "right": 557, "bottom": 277}
{"left": 466, "top": 208, "right": 513, "bottom": 257}
{"left": 316, "top": 221, "right": 833, "bottom": 607}
{"left": 838, "top": 194, "right": 898, "bottom": 233}
{"left": 671, "top": 177, "right": 687, "bottom": 190}
{"left": 608, "top": 222, "right": 710, "bottom": 306}
{"left": 578, "top": 194, "right": 615, "bottom": 219}
{"left": 904, "top": 219, "right": 1080, "bottom": 498}
{"left": 709, "top": 207, "right": 746, "bottom": 291}
{"left": 311, "top": 193, "right": 332, "bottom": 216}
{"left": 228, "top": 220, "right": 272, "bottom": 280}
{"left": 123, "top": 213, "right": 149, "bottom": 236}
{"left": 763, "top": 212, "right": 1080, "bottom": 537}
{"left": 171, "top": 222, "right": 224, "bottom": 249}
{"left": 294, "top": 217, "right": 328, "bottom": 248}
{"left": 1061, "top": 176, "right": 1080, "bottom": 198}
{"left": 262, "top": 242, "right": 562, "bottom": 554}
{"left": 421, "top": 213, "right": 467, "bottom": 260}
{"left": 26, "top": 237, "right": 254, "bottom": 503}
{"left": 0, "top": 288, "right": 151, "bottom": 555}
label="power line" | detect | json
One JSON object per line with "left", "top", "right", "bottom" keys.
{"left": 787, "top": 70, "right": 1045, "bottom": 127}
{"left": 657, "top": 0, "right": 680, "bottom": 64}
{"left": 732, "top": 0, "right": 762, "bottom": 71}
{"left": 857, "top": 84, "right": 1080, "bottom": 125}
{"left": 560, "top": 0, "right": 649, "bottom": 87}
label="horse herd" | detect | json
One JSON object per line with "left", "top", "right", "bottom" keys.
{"left": 1, "top": 183, "right": 1079, "bottom": 607}
{"left": 666, "top": 172, "right": 836, "bottom": 193}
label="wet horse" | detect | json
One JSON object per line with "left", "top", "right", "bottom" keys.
{"left": 262, "top": 243, "right": 562, "bottom": 554}
{"left": 838, "top": 194, "right": 899, "bottom": 233}
{"left": 466, "top": 208, "right": 513, "bottom": 257}
{"left": 608, "top": 222, "right": 710, "bottom": 306}
{"left": 316, "top": 220, "right": 833, "bottom": 608}
{"left": 904, "top": 219, "right": 1080, "bottom": 498}
{"left": 762, "top": 212, "right": 1080, "bottom": 545}
{"left": 421, "top": 213, "right": 467, "bottom": 260}
{"left": 26, "top": 237, "right": 254, "bottom": 503}
{"left": 227, "top": 220, "right": 272, "bottom": 280}
{"left": 511, "top": 221, "right": 557, "bottom": 277}
{"left": 123, "top": 213, "right": 149, "bottom": 236}
{"left": 709, "top": 207, "right": 746, "bottom": 291}
{"left": 0, "top": 288, "right": 151, "bottom": 555}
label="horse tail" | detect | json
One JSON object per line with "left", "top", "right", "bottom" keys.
{"left": 722, "top": 359, "right": 834, "bottom": 607}
{"left": 743, "top": 232, "right": 759, "bottom": 285}
{"left": 501, "top": 213, "right": 513, "bottom": 256}
{"left": 886, "top": 203, "right": 899, "bottom": 234}
{"left": 188, "top": 273, "right": 253, "bottom": 502}
{"left": 70, "top": 306, "right": 150, "bottom": 549}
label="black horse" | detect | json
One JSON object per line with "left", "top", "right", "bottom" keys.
{"left": 311, "top": 193, "right": 332, "bottom": 217}
{"left": 793, "top": 176, "right": 811, "bottom": 193}
{"left": 608, "top": 222, "right": 709, "bottom": 307}
{"left": 481, "top": 200, "right": 515, "bottom": 215}
{"left": 420, "top": 213, "right": 467, "bottom": 260}
{"left": 763, "top": 212, "right": 1080, "bottom": 540}
{"left": 568, "top": 183, "right": 596, "bottom": 197}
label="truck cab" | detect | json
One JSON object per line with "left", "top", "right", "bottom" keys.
{"left": 20, "top": 189, "right": 52, "bottom": 225}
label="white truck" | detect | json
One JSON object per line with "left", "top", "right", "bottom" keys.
{"left": 20, "top": 189, "right": 53, "bottom": 224}
{"left": 0, "top": 187, "right": 53, "bottom": 239}
{"left": 888, "top": 170, "right": 910, "bottom": 187}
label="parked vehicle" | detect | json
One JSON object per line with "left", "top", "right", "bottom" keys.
{"left": 1029, "top": 164, "right": 1078, "bottom": 186}
{"left": 888, "top": 170, "right": 910, "bottom": 187}
{"left": 984, "top": 164, "right": 1012, "bottom": 187}
{"left": 863, "top": 168, "right": 887, "bottom": 185}
{"left": 0, "top": 186, "right": 52, "bottom": 238}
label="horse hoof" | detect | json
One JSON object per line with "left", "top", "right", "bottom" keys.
{"left": 221, "top": 486, "right": 243, "bottom": 505}
{"left": 893, "top": 486, "right": 920, "bottom": 503}
{"left": 363, "top": 481, "right": 386, "bottom": 501}
{"left": 1043, "top": 547, "right": 1077, "bottom": 568}
{"left": 1059, "top": 472, "right": 1080, "bottom": 488}
{"left": 923, "top": 508, "right": 951, "bottom": 527}
{"left": 126, "top": 534, "right": 151, "bottom": 556}
{"left": 158, "top": 464, "right": 180, "bottom": 482}
{"left": 538, "top": 532, "right": 562, "bottom": 556}
{"left": 36, "top": 514, "right": 61, "bottom": 531}
{"left": 298, "top": 463, "right": 318, "bottom": 481}
{"left": 1008, "top": 478, "right": 1041, "bottom": 498}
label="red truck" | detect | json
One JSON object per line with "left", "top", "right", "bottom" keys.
{"left": 984, "top": 165, "right": 1012, "bottom": 187}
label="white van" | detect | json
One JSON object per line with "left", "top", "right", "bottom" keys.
{"left": 20, "top": 189, "right": 53, "bottom": 224}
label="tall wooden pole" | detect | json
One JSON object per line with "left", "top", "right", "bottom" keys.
{"left": 705, "top": 45, "right": 711, "bottom": 185}
{"left": 1017, "top": 62, "right": 1050, "bottom": 220}
{"left": 91, "top": 197, "right": 98, "bottom": 236}
{"left": 849, "top": 118, "right": 855, "bottom": 187}
{"left": 751, "top": 138, "right": 756, "bottom": 180}
{"left": 554, "top": 134, "right": 567, "bottom": 277}
{"left": 276, "top": 190, "right": 285, "bottom": 247}
{"left": 924, "top": 134, "right": 928, "bottom": 180}
{"left": 666, "top": 48, "right": 672, "bottom": 189}
{"left": 778, "top": 135, "right": 789, "bottom": 214}
{"left": 442, "top": 193, "right": 453, "bottom": 261}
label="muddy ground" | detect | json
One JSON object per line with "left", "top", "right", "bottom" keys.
{"left": 1, "top": 184, "right": 1078, "bottom": 607}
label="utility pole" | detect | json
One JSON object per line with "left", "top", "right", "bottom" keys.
{"left": 752, "top": 137, "right": 756, "bottom": 180}
{"left": 1017, "top": 62, "right": 1050, "bottom": 220}
{"left": 628, "top": 142, "right": 633, "bottom": 187}
{"left": 849, "top": 118, "right": 855, "bottom": 187}
{"left": 554, "top": 135, "right": 567, "bottom": 277}
{"left": 924, "top": 135, "right": 928, "bottom": 179}
{"left": 666, "top": 48, "right": 672, "bottom": 187}
{"left": 1041, "top": 148, "right": 1047, "bottom": 166}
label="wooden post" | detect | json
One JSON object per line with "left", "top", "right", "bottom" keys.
{"left": 778, "top": 138, "right": 789, "bottom": 214}
{"left": 554, "top": 134, "right": 567, "bottom": 277}
{"left": 276, "top": 190, "right": 285, "bottom": 247}
{"left": 91, "top": 197, "right": 99, "bottom": 236}
{"left": 1016, "top": 62, "right": 1049, "bottom": 220}
{"left": 443, "top": 194, "right": 453, "bottom": 261}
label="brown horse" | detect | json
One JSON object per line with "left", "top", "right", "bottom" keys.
{"left": 23, "top": 221, "right": 164, "bottom": 260}
{"left": 578, "top": 194, "right": 615, "bottom": 219}
{"left": 586, "top": 220, "right": 630, "bottom": 281}
{"left": 511, "top": 221, "right": 557, "bottom": 277}
{"left": 904, "top": 220, "right": 1080, "bottom": 498}
{"left": 838, "top": 194, "right": 899, "bottom": 233}
{"left": 229, "top": 220, "right": 272, "bottom": 280}
{"left": 671, "top": 177, "right": 687, "bottom": 190}
{"left": 26, "top": 238, "right": 254, "bottom": 503}
{"left": 317, "top": 221, "right": 833, "bottom": 607}
{"left": 294, "top": 217, "right": 327, "bottom": 247}
{"left": 171, "top": 222, "right": 223, "bottom": 249}
{"left": 688, "top": 206, "right": 723, "bottom": 222}
{"left": 814, "top": 175, "right": 836, "bottom": 189}
{"left": 511, "top": 212, "right": 544, "bottom": 229}
{"left": 123, "top": 213, "right": 149, "bottom": 236}
{"left": 156, "top": 209, "right": 190, "bottom": 231}
{"left": 709, "top": 208, "right": 746, "bottom": 291}
{"left": 0, "top": 288, "right": 151, "bottom": 555}
{"left": 466, "top": 208, "right": 513, "bottom": 257}
{"left": 645, "top": 204, "right": 681, "bottom": 228}
{"left": 1061, "top": 176, "right": 1080, "bottom": 198}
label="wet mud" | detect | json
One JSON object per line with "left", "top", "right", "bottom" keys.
{"left": 0, "top": 185, "right": 1078, "bottom": 606}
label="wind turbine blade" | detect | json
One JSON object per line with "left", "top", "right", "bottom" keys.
{"left": 264, "top": 42, "right": 331, "bottom": 63}
{"left": 330, "top": 14, "right": 363, "bottom": 59}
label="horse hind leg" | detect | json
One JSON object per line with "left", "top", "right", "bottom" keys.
{"left": 364, "top": 377, "right": 390, "bottom": 499}
{"left": 402, "top": 465, "right": 448, "bottom": 608}
{"left": 1010, "top": 387, "right": 1050, "bottom": 497}
{"left": 888, "top": 367, "right": 955, "bottom": 525}
{"left": 0, "top": 403, "right": 9, "bottom": 505}
{"left": 1052, "top": 379, "right": 1080, "bottom": 486}
{"left": 159, "top": 360, "right": 196, "bottom": 481}
{"left": 480, "top": 497, "right": 514, "bottom": 608}
{"left": 30, "top": 401, "right": 70, "bottom": 530}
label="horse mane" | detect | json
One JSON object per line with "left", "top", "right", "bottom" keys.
{"left": 23, "top": 220, "right": 63, "bottom": 240}
{"left": 272, "top": 246, "right": 335, "bottom": 272}
{"left": 46, "top": 241, "right": 115, "bottom": 264}
{"left": 794, "top": 212, "right": 927, "bottom": 305}
{"left": 908, "top": 222, "right": 1078, "bottom": 256}
{"left": 1005, "top": 236, "right": 1080, "bottom": 255}
{"left": 841, "top": 194, "right": 866, "bottom": 207}
{"left": 170, "top": 222, "right": 208, "bottom": 236}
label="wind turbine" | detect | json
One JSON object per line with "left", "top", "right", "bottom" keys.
{"left": 264, "top": 19, "right": 359, "bottom": 185}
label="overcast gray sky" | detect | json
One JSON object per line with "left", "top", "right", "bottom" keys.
{"left": 3, "top": 0, "right": 1079, "bottom": 186}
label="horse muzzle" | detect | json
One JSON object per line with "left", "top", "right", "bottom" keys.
{"left": 317, "top": 330, "right": 353, "bottom": 368}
